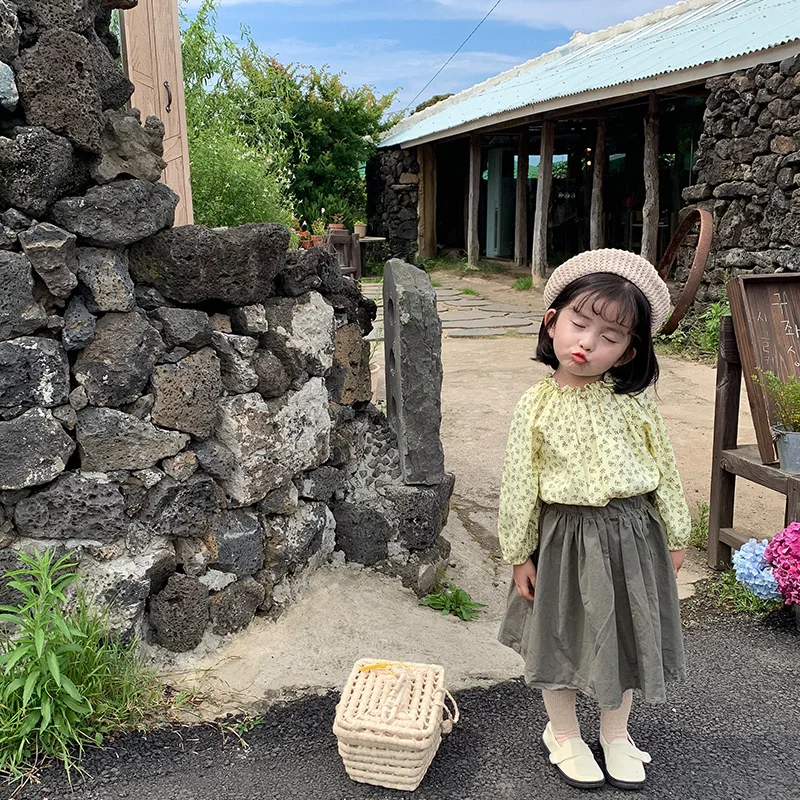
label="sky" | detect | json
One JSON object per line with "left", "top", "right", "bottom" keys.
{"left": 186, "top": 1, "right": 674, "bottom": 114}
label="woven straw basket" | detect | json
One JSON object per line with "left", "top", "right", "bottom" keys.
{"left": 333, "top": 659, "right": 459, "bottom": 791}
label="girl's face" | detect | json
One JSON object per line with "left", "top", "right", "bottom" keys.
{"left": 544, "top": 292, "right": 635, "bottom": 389}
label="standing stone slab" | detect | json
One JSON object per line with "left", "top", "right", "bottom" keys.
{"left": 0, "top": 251, "right": 47, "bottom": 342}
{"left": 14, "top": 472, "right": 128, "bottom": 541}
{"left": 0, "top": 409, "right": 75, "bottom": 489}
{"left": 215, "top": 379, "right": 331, "bottom": 506}
{"left": 383, "top": 259, "right": 445, "bottom": 485}
{"left": 51, "top": 179, "right": 178, "bottom": 247}
{"left": 18, "top": 223, "right": 78, "bottom": 299}
{"left": 150, "top": 347, "right": 221, "bottom": 440}
{"left": 0, "top": 336, "right": 70, "bottom": 417}
{"left": 262, "top": 292, "right": 335, "bottom": 377}
{"left": 77, "top": 407, "right": 190, "bottom": 471}
{"left": 127, "top": 223, "right": 290, "bottom": 305}
{"left": 15, "top": 28, "right": 104, "bottom": 153}
{"left": 149, "top": 573, "right": 208, "bottom": 652}
{"left": 75, "top": 247, "right": 135, "bottom": 312}
{"left": 74, "top": 311, "right": 164, "bottom": 406}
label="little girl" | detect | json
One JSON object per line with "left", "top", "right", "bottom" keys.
{"left": 497, "top": 249, "right": 689, "bottom": 791}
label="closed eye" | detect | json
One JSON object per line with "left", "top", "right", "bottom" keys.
{"left": 602, "top": 335, "right": 618, "bottom": 343}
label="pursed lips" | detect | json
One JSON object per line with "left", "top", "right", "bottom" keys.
{"left": 571, "top": 351, "right": 587, "bottom": 364}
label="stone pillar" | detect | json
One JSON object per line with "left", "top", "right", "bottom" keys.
{"left": 383, "top": 259, "right": 445, "bottom": 485}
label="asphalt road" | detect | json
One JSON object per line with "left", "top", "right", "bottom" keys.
{"left": 10, "top": 610, "right": 799, "bottom": 800}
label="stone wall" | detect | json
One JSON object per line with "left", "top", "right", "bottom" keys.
{"left": 0, "top": 1, "right": 453, "bottom": 652}
{"left": 366, "top": 147, "right": 420, "bottom": 261}
{"left": 679, "top": 55, "right": 800, "bottom": 304}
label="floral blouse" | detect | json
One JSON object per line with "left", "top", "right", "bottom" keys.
{"left": 498, "top": 376, "right": 691, "bottom": 564}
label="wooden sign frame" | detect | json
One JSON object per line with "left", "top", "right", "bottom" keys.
{"left": 727, "top": 273, "right": 800, "bottom": 464}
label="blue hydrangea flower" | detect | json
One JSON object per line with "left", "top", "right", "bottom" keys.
{"left": 732, "top": 538, "right": 782, "bottom": 600}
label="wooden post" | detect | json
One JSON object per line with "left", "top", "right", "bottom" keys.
{"left": 417, "top": 144, "right": 437, "bottom": 260}
{"left": 532, "top": 120, "right": 554, "bottom": 279}
{"left": 590, "top": 116, "right": 606, "bottom": 250}
{"left": 641, "top": 93, "right": 660, "bottom": 264}
{"left": 467, "top": 133, "right": 481, "bottom": 268}
{"left": 708, "top": 316, "right": 740, "bottom": 569}
{"left": 514, "top": 129, "right": 529, "bottom": 268}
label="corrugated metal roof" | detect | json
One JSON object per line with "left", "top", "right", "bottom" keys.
{"left": 382, "top": 0, "right": 800, "bottom": 148}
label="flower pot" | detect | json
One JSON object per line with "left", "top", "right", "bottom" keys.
{"left": 300, "top": 239, "right": 312, "bottom": 250}
{"left": 354, "top": 224, "right": 367, "bottom": 238}
{"left": 369, "top": 361, "right": 380, "bottom": 404}
{"left": 328, "top": 223, "right": 345, "bottom": 231}
{"left": 773, "top": 427, "right": 800, "bottom": 472}
{"left": 310, "top": 234, "right": 324, "bottom": 248}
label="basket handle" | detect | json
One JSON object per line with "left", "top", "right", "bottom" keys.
{"left": 440, "top": 690, "right": 459, "bottom": 734}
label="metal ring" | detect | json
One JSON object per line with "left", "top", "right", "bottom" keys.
{"left": 657, "top": 207, "right": 714, "bottom": 336}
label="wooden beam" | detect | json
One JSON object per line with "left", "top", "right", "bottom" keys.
{"left": 641, "top": 93, "right": 660, "bottom": 264}
{"left": 531, "top": 120, "right": 554, "bottom": 279}
{"left": 590, "top": 116, "right": 606, "bottom": 250}
{"left": 417, "top": 143, "right": 437, "bottom": 260}
{"left": 514, "top": 130, "right": 529, "bottom": 268}
{"left": 467, "top": 133, "right": 481, "bottom": 268}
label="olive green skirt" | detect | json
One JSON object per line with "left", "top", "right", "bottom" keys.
{"left": 498, "top": 495, "right": 686, "bottom": 709}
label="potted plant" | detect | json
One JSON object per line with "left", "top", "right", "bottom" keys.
{"left": 354, "top": 219, "right": 367, "bottom": 239}
{"left": 298, "top": 230, "right": 312, "bottom": 250}
{"left": 754, "top": 370, "right": 800, "bottom": 472}
{"left": 310, "top": 218, "right": 326, "bottom": 247}
{"left": 329, "top": 213, "right": 346, "bottom": 231}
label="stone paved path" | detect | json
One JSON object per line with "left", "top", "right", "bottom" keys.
{"left": 360, "top": 276, "right": 543, "bottom": 344}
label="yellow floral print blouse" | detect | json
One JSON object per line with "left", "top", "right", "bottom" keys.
{"left": 498, "top": 376, "right": 691, "bottom": 564}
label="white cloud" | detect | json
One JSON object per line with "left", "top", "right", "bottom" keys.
{"left": 259, "top": 35, "right": 524, "bottom": 110}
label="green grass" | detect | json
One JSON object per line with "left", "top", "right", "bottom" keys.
{"left": 705, "top": 569, "right": 784, "bottom": 616}
{"left": 460, "top": 287, "right": 480, "bottom": 296}
{"left": 0, "top": 551, "right": 186, "bottom": 784}
{"left": 654, "top": 296, "right": 731, "bottom": 363}
{"left": 689, "top": 502, "right": 710, "bottom": 550}
{"left": 512, "top": 276, "right": 533, "bottom": 291}
{"left": 420, "top": 579, "right": 486, "bottom": 622}
{"left": 430, "top": 279, "right": 441, "bottom": 288}
{"left": 359, "top": 276, "right": 383, "bottom": 284}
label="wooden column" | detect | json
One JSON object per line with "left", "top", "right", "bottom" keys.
{"left": 531, "top": 120, "right": 554, "bottom": 279}
{"left": 641, "top": 93, "right": 660, "bottom": 264}
{"left": 514, "top": 129, "right": 529, "bottom": 268}
{"left": 467, "top": 133, "right": 481, "bottom": 268}
{"left": 590, "top": 116, "right": 606, "bottom": 250}
{"left": 417, "top": 143, "right": 437, "bottom": 260}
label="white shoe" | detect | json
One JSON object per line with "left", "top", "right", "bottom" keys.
{"left": 599, "top": 731, "right": 652, "bottom": 790}
{"left": 542, "top": 722, "right": 605, "bottom": 789}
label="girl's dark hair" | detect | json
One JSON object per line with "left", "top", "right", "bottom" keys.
{"left": 536, "top": 272, "right": 659, "bottom": 394}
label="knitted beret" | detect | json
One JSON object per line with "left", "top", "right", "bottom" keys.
{"left": 542, "top": 249, "right": 671, "bottom": 334}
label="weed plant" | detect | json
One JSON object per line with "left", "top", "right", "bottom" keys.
{"left": 459, "top": 287, "right": 480, "bottom": 297}
{"left": 0, "top": 551, "right": 178, "bottom": 784}
{"left": 706, "top": 568, "right": 784, "bottom": 616}
{"left": 512, "top": 276, "right": 533, "bottom": 291}
{"left": 753, "top": 370, "right": 800, "bottom": 432}
{"left": 689, "top": 502, "right": 710, "bottom": 550}
{"left": 421, "top": 580, "right": 485, "bottom": 622}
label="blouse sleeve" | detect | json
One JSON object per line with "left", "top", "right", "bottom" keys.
{"left": 498, "top": 385, "right": 544, "bottom": 565}
{"left": 640, "top": 391, "right": 691, "bottom": 549}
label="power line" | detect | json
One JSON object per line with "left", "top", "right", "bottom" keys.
{"left": 404, "top": 0, "right": 505, "bottom": 113}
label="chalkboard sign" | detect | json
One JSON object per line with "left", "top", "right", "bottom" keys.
{"left": 728, "top": 273, "right": 800, "bottom": 464}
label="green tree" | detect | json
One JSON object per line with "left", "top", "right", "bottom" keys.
{"left": 180, "top": 0, "right": 399, "bottom": 230}
{"left": 180, "top": 0, "right": 299, "bottom": 228}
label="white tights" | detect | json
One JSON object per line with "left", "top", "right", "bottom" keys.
{"left": 542, "top": 689, "right": 633, "bottom": 745}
